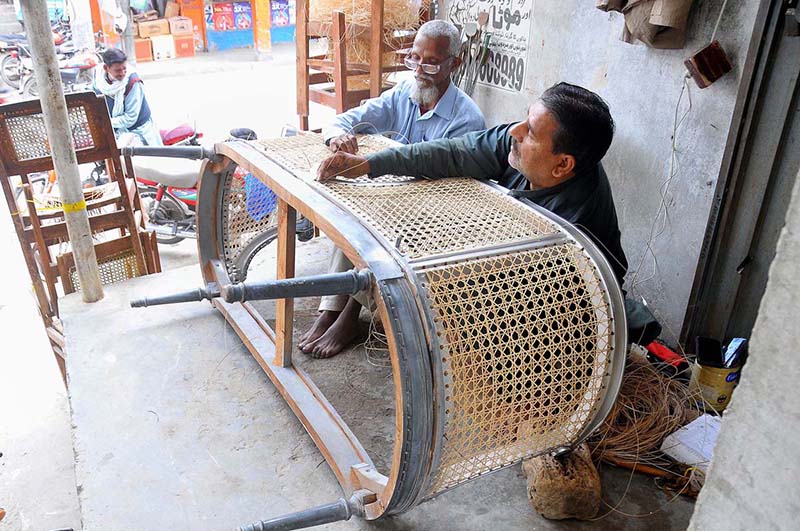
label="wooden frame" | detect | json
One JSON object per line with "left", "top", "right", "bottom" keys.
{"left": 192, "top": 136, "right": 628, "bottom": 519}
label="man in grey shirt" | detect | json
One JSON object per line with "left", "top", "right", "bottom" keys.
{"left": 318, "top": 82, "right": 628, "bottom": 284}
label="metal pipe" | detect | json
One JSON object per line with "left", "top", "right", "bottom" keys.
{"left": 120, "top": 145, "right": 218, "bottom": 161}
{"left": 145, "top": 224, "right": 197, "bottom": 240}
{"left": 222, "top": 269, "right": 372, "bottom": 303}
{"left": 237, "top": 496, "right": 358, "bottom": 531}
{"left": 130, "top": 285, "right": 220, "bottom": 308}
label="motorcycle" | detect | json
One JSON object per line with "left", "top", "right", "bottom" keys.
{"left": 130, "top": 127, "right": 259, "bottom": 245}
{"left": 0, "top": 20, "right": 73, "bottom": 89}
{"left": 16, "top": 41, "right": 98, "bottom": 98}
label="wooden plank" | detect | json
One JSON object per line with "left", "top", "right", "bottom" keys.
{"left": 331, "top": 10, "right": 347, "bottom": 114}
{"left": 369, "top": 0, "right": 384, "bottom": 97}
{"left": 212, "top": 299, "right": 375, "bottom": 495}
{"left": 275, "top": 199, "right": 296, "bottom": 368}
{"left": 296, "top": 0, "right": 310, "bottom": 128}
{"left": 31, "top": 209, "right": 129, "bottom": 245}
{"left": 0, "top": 165, "right": 54, "bottom": 324}
{"left": 20, "top": 177, "right": 60, "bottom": 314}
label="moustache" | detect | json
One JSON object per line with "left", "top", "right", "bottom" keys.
{"left": 415, "top": 74, "right": 434, "bottom": 84}
{"left": 511, "top": 137, "right": 520, "bottom": 156}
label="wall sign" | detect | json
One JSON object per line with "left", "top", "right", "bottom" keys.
{"left": 449, "top": 0, "right": 533, "bottom": 93}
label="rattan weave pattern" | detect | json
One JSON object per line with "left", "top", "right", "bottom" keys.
{"left": 255, "top": 133, "right": 413, "bottom": 184}
{"left": 6, "top": 106, "right": 94, "bottom": 161}
{"left": 70, "top": 250, "right": 140, "bottom": 291}
{"left": 421, "top": 243, "right": 612, "bottom": 496}
{"left": 221, "top": 168, "right": 279, "bottom": 281}
{"left": 324, "top": 178, "right": 559, "bottom": 259}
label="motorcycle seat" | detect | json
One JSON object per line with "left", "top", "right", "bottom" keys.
{"left": 133, "top": 156, "right": 200, "bottom": 189}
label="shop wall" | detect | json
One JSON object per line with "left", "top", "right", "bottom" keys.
{"left": 446, "top": 0, "right": 760, "bottom": 341}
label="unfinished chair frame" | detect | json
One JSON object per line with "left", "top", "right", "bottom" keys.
{"left": 296, "top": 0, "right": 426, "bottom": 130}
{"left": 188, "top": 134, "right": 627, "bottom": 521}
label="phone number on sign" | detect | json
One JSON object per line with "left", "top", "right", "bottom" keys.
{"left": 479, "top": 50, "right": 525, "bottom": 91}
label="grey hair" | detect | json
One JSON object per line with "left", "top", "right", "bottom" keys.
{"left": 417, "top": 19, "right": 462, "bottom": 57}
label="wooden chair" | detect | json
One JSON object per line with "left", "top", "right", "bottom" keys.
{"left": 0, "top": 91, "right": 160, "bottom": 320}
{"left": 296, "top": 0, "right": 428, "bottom": 129}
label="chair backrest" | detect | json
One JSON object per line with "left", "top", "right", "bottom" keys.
{"left": 0, "top": 91, "right": 119, "bottom": 175}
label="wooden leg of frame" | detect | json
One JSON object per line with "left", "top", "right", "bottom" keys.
{"left": 275, "top": 199, "right": 297, "bottom": 368}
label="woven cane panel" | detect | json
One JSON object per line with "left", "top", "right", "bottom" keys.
{"left": 323, "top": 178, "right": 558, "bottom": 259}
{"left": 69, "top": 250, "right": 140, "bottom": 291}
{"left": 5, "top": 106, "right": 94, "bottom": 162}
{"left": 255, "top": 133, "right": 413, "bottom": 184}
{"left": 421, "top": 243, "right": 613, "bottom": 496}
{"left": 221, "top": 168, "right": 279, "bottom": 281}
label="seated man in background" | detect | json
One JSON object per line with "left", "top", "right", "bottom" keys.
{"left": 94, "top": 48, "right": 162, "bottom": 146}
{"left": 317, "top": 82, "right": 629, "bottom": 332}
{"left": 298, "top": 19, "right": 485, "bottom": 358}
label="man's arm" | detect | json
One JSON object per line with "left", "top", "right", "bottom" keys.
{"left": 322, "top": 84, "right": 403, "bottom": 143}
{"left": 110, "top": 82, "right": 143, "bottom": 131}
{"left": 317, "top": 124, "right": 513, "bottom": 182}
{"left": 367, "top": 124, "right": 511, "bottom": 180}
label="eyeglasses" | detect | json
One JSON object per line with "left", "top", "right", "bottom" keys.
{"left": 404, "top": 55, "right": 452, "bottom": 75}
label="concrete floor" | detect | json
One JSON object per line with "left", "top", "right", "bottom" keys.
{"left": 61, "top": 236, "right": 695, "bottom": 531}
{"left": 0, "top": 46, "right": 696, "bottom": 530}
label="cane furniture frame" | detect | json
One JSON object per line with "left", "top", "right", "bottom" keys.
{"left": 195, "top": 133, "right": 627, "bottom": 518}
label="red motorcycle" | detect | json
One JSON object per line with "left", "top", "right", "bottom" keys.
{"left": 132, "top": 126, "right": 259, "bottom": 244}
{"left": 133, "top": 123, "right": 203, "bottom": 243}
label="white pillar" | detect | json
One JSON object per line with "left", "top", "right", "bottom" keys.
{"left": 20, "top": 0, "right": 103, "bottom": 302}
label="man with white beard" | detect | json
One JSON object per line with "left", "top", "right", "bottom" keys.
{"left": 322, "top": 19, "right": 485, "bottom": 153}
{"left": 299, "top": 20, "right": 485, "bottom": 359}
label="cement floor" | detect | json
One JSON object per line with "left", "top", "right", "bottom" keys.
{"left": 61, "top": 236, "right": 695, "bottom": 531}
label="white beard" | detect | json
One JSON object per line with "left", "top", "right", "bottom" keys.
{"left": 410, "top": 78, "right": 440, "bottom": 109}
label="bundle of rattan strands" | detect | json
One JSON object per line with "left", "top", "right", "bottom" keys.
{"left": 310, "top": 0, "right": 426, "bottom": 76}
{"left": 589, "top": 354, "right": 702, "bottom": 466}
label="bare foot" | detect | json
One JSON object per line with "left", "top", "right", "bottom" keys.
{"left": 305, "top": 299, "right": 362, "bottom": 359}
{"left": 299, "top": 310, "right": 339, "bottom": 352}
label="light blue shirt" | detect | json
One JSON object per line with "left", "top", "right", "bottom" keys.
{"left": 323, "top": 79, "right": 486, "bottom": 145}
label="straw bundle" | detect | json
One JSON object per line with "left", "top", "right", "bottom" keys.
{"left": 588, "top": 355, "right": 701, "bottom": 466}
{"left": 310, "top": 0, "right": 426, "bottom": 75}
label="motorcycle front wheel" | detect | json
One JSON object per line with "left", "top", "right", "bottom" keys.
{"left": 139, "top": 188, "right": 189, "bottom": 244}
{"left": 0, "top": 53, "right": 20, "bottom": 89}
{"left": 21, "top": 76, "right": 38, "bottom": 98}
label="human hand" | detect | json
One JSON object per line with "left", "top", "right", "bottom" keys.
{"left": 316, "top": 151, "right": 370, "bottom": 182}
{"left": 328, "top": 134, "right": 358, "bottom": 154}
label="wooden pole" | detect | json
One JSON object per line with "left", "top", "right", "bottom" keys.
{"left": 20, "top": 0, "right": 104, "bottom": 303}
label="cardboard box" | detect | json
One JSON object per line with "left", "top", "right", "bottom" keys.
{"left": 168, "top": 16, "right": 193, "bottom": 36}
{"left": 150, "top": 34, "right": 176, "bottom": 61}
{"left": 134, "top": 38, "right": 153, "bottom": 62}
{"left": 164, "top": 1, "right": 180, "bottom": 18}
{"left": 137, "top": 19, "right": 170, "bottom": 38}
{"left": 133, "top": 10, "right": 159, "bottom": 22}
{"left": 173, "top": 35, "right": 195, "bottom": 57}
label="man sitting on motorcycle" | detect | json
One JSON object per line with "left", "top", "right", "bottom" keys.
{"left": 93, "top": 48, "right": 162, "bottom": 146}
